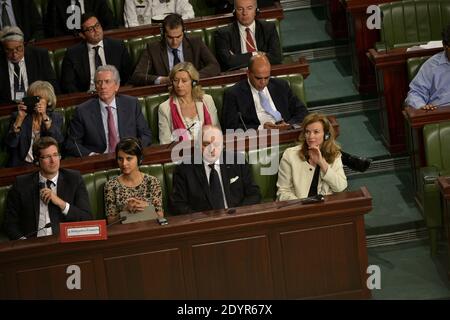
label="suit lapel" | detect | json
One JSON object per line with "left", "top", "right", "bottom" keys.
{"left": 82, "top": 43, "right": 91, "bottom": 81}
{"left": 255, "top": 21, "right": 264, "bottom": 49}
{"left": 33, "top": 173, "right": 41, "bottom": 228}
{"left": 115, "top": 96, "right": 125, "bottom": 138}
{"left": 182, "top": 38, "right": 193, "bottom": 62}
{"left": 92, "top": 100, "right": 107, "bottom": 146}
{"left": 241, "top": 81, "right": 259, "bottom": 123}
{"left": 103, "top": 38, "right": 111, "bottom": 64}
{"left": 194, "top": 164, "right": 214, "bottom": 207}
{"left": 159, "top": 41, "right": 170, "bottom": 73}
{"left": 231, "top": 23, "right": 242, "bottom": 54}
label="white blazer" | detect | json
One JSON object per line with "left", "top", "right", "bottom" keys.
{"left": 158, "top": 94, "right": 220, "bottom": 144}
{"left": 276, "top": 145, "right": 347, "bottom": 201}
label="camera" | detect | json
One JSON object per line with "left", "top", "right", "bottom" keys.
{"left": 21, "top": 96, "right": 40, "bottom": 114}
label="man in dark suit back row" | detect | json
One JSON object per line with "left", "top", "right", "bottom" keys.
{"left": 222, "top": 53, "right": 372, "bottom": 173}
{"left": 4, "top": 136, "right": 92, "bottom": 240}
{"left": 0, "top": 0, "right": 44, "bottom": 42}
{"left": 0, "top": 26, "right": 59, "bottom": 104}
{"left": 61, "top": 12, "right": 132, "bottom": 93}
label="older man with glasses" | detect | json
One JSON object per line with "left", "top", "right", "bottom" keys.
{"left": 0, "top": 26, "right": 59, "bottom": 104}
{"left": 4, "top": 136, "right": 92, "bottom": 240}
{"left": 60, "top": 13, "right": 132, "bottom": 93}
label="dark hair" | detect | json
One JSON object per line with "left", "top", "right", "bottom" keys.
{"left": 81, "top": 12, "right": 99, "bottom": 30}
{"left": 115, "top": 137, "right": 143, "bottom": 163}
{"left": 162, "top": 13, "right": 184, "bottom": 34}
{"left": 442, "top": 24, "right": 450, "bottom": 46}
{"left": 32, "top": 136, "right": 59, "bottom": 161}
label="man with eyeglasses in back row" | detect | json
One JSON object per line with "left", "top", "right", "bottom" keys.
{"left": 61, "top": 12, "right": 132, "bottom": 93}
{"left": 0, "top": 26, "right": 59, "bottom": 104}
{"left": 3, "top": 136, "right": 92, "bottom": 240}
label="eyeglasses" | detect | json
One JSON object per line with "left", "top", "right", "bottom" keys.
{"left": 39, "top": 153, "right": 61, "bottom": 161}
{"left": 4, "top": 44, "right": 24, "bottom": 54}
{"left": 82, "top": 22, "right": 101, "bottom": 33}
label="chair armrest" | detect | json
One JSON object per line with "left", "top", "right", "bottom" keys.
{"left": 420, "top": 166, "right": 439, "bottom": 184}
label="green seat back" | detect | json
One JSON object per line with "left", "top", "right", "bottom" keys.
{"left": 247, "top": 143, "right": 296, "bottom": 202}
{"left": 190, "top": 0, "right": 216, "bottom": 17}
{"left": 278, "top": 74, "right": 307, "bottom": 107}
{"left": 33, "top": 0, "right": 48, "bottom": 18}
{"left": 407, "top": 56, "right": 431, "bottom": 82}
{"left": 0, "top": 115, "right": 11, "bottom": 167}
{"left": 379, "top": 0, "right": 450, "bottom": 50}
{"left": 0, "top": 185, "right": 11, "bottom": 241}
{"left": 185, "top": 29, "right": 206, "bottom": 43}
{"left": 423, "top": 121, "right": 450, "bottom": 172}
{"left": 125, "top": 36, "right": 160, "bottom": 69}
{"left": 52, "top": 48, "right": 67, "bottom": 82}
{"left": 145, "top": 93, "right": 170, "bottom": 145}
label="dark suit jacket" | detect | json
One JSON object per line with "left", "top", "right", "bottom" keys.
{"left": 5, "top": 110, "right": 64, "bottom": 167}
{"left": 170, "top": 152, "right": 261, "bottom": 214}
{"left": 64, "top": 94, "right": 152, "bottom": 157}
{"left": 222, "top": 77, "right": 308, "bottom": 130}
{"left": 44, "top": 0, "right": 117, "bottom": 37}
{"left": 0, "top": 46, "right": 60, "bottom": 104}
{"left": 214, "top": 20, "right": 282, "bottom": 71}
{"left": 4, "top": 168, "right": 92, "bottom": 240}
{"left": 60, "top": 37, "right": 132, "bottom": 93}
{"left": 11, "top": 0, "right": 44, "bottom": 42}
{"left": 130, "top": 36, "right": 220, "bottom": 85}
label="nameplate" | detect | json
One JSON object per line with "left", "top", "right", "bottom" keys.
{"left": 59, "top": 220, "right": 107, "bottom": 243}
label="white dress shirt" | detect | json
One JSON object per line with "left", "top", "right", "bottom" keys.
{"left": 8, "top": 58, "right": 28, "bottom": 100}
{"left": 87, "top": 40, "right": 106, "bottom": 91}
{"left": 248, "top": 79, "right": 278, "bottom": 129}
{"left": 238, "top": 21, "right": 257, "bottom": 54}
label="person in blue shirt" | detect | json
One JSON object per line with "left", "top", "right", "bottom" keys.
{"left": 405, "top": 25, "right": 450, "bottom": 111}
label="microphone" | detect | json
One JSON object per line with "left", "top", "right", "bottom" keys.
{"left": 107, "top": 215, "right": 127, "bottom": 227}
{"left": 70, "top": 136, "right": 83, "bottom": 159}
{"left": 144, "top": 55, "right": 150, "bottom": 85}
{"left": 237, "top": 112, "right": 248, "bottom": 131}
{"left": 275, "top": 194, "right": 325, "bottom": 209}
{"left": 19, "top": 222, "right": 52, "bottom": 240}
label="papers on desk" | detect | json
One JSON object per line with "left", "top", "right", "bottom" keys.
{"left": 119, "top": 205, "right": 157, "bottom": 224}
{"left": 407, "top": 41, "right": 443, "bottom": 52}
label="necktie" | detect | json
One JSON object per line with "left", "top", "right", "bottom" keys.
{"left": 13, "top": 62, "right": 24, "bottom": 92}
{"left": 208, "top": 164, "right": 225, "bottom": 210}
{"left": 1, "top": 1, "right": 11, "bottom": 27}
{"left": 245, "top": 28, "right": 256, "bottom": 53}
{"left": 172, "top": 48, "right": 180, "bottom": 66}
{"left": 258, "top": 90, "right": 282, "bottom": 122}
{"left": 106, "top": 106, "right": 118, "bottom": 153}
{"left": 45, "top": 179, "right": 59, "bottom": 234}
{"left": 93, "top": 45, "right": 102, "bottom": 70}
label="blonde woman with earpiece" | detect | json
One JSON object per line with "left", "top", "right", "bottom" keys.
{"left": 276, "top": 112, "right": 347, "bottom": 201}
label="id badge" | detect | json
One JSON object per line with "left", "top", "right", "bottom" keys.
{"left": 15, "top": 91, "right": 25, "bottom": 101}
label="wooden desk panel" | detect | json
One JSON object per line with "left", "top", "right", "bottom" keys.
{"left": 368, "top": 47, "right": 443, "bottom": 154}
{"left": 0, "top": 187, "right": 372, "bottom": 299}
{"left": 33, "top": 4, "right": 284, "bottom": 51}
{"left": 437, "top": 177, "right": 450, "bottom": 279}
{"left": 343, "top": 0, "right": 395, "bottom": 93}
{"left": 326, "top": 0, "right": 348, "bottom": 39}
{"left": 0, "top": 59, "right": 310, "bottom": 116}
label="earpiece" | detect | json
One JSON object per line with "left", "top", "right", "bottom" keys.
{"left": 324, "top": 132, "right": 331, "bottom": 141}
{"left": 119, "top": 137, "right": 144, "bottom": 165}
{"left": 161, "top": 13, "right": 185, "bottom": 38}
{"left": 192, "top": 79, "right": 198, "bottom": 87}
{"left": 232, "top": 6, "right": 260, "bottom": 18}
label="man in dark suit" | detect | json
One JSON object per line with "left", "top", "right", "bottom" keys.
{"left": 223, "top": 53, "right": 372, "bottom": 172}
{"left": 170, "top": 125, "right": 261, "bottom": 214}
{"left": 0, "top": 0, "right": 44, "bottom": 42}
{"left": 222, "top": 53, "right": 307, "bottom": 131}
{"left": 44, "top": 0, "right": 117, "bottom": 37}
{"left": 4, "top": 136, "right": 92, "bottom": 240}
{"left": 214, "top": 0, "right": 281, "bottom": 71}
{"left": 207, "top": 0, "right": 275, "bottom": 14}
{"left": 60, "top": 13, "right": 132, "bottom": 93}
{"left": 130, "top": 13, "right": 220, "bottom": 86}
{"left": 65, "top": 65, "right": 152, "bottom": 157}
{"left": 0, "top": 26, "right": 59, "bottom": 104}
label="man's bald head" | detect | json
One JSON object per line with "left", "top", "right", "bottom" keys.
{"left": 247, "top": 53, "right": 271, "bottom": 91}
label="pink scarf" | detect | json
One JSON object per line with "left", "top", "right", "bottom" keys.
{"left": 169, "top": 96, "right": 213, "bottom": 141}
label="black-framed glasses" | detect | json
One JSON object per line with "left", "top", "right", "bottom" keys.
{"left": 82, "top": 22, "right": 101, "bottom": 33}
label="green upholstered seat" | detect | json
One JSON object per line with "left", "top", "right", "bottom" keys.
{"left": 406, "top": 56, "right": 432, "bottom": 82}
{"left": 378, "top": 0, "right": 450, "bottom": 50}
{"left": 51, "top": 48, "right": 68, "bottom": 82}
{"left": 419, "top": 121, "right": 450, "bottom": 255}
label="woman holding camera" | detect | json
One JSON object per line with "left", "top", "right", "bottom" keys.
{"left": 5, "top": 81, "right": 63, "bottom": 167}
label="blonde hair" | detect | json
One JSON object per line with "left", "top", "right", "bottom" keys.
{"left": 298, "top": 113, "right": 341, "bottom": 163}
{"left": 27, "top": 81, "right": 57, "bottom": 110}
{"left": 168, "top": 62, "right": 204, "bottom": 101}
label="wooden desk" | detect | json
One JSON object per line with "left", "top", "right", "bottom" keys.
{"left": 0, "top": 115, "right": 339, "bottom": 186}
{"left": 403, "top": 106, "right": 450, "bottom": 200}
{"left": 33, "top": 4, "right": 284, "bottom": 51}
{"left": 437, "top": 176, "right": 450, "bottom": 279}
{"left": 367, "top": 47, "right": 442, "bottom": 154}
{"left": 0, "top": 187, "right": 372, "bottom": 299}
{"left": 343, "top": 0, "right": 394, "bottom": 93}
{"left": 0, "top": 59, "right": 310, "bottom": 116}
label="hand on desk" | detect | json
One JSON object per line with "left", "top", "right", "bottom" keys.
{"left": 421, "top": 104, "right": 437, "bottom": 111}
{"left": 263, "top": 121, "right": 292, "bottom": 131}
{"left": 126, "top": 197, "right": 149, "bottom": 213}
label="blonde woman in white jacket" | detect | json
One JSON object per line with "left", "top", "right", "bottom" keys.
{"left": 277, "top": 113, "right": 347, "bottom": 200}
